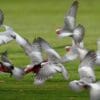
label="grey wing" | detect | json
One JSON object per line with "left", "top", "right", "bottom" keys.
{"left": 34, "top": 63, "right": 56, "bottom": 85}
{"left": 64, "top": 0, "right": 78, "bottom": 30}
{"left": 79, "top": 51, "right": 96, "bottom": 68}
{"left": 30, "top": 38, "right": 43, "bottom": 65}
{"left": 73, "top": 24, "right": 85, "bottom": 43}
{"left": 0, "top": 9, "right": 4, "bottom": 26}
{"left": 19, "top": 38, "right": 43, "bottom": 65}
{"left": 37, "top": 37, "right": 61, "bottom": 64}
{"left": 12, "top": 31, "right": 43, "bottom": 65}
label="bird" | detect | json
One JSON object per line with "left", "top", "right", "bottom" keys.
{"left": 9, "top": 32, "right": 69, "bottom": 85}
{"left": 69, "top": 50, "right": 96, "bottom": 93}
{"left": 69, "top": 80, "right": 100, "bottom": 100}
{"left": 33, "top": 37, "right": 69, "bottom": 85}
{"left": 0, "top": 50, "right": 24, "bottom": 80}
{"left": 56, "top": 0, "right": 85, "bottom": 45}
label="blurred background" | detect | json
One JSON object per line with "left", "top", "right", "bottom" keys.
{"left": 0, "top": 0, "right": 100, "bottom": 100}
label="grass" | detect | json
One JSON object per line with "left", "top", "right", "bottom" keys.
{"left": 0, "top": 0, "right": 100, "bottom": 100}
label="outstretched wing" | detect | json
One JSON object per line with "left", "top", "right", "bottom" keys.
{"left": 31, "top": 38, "right": 43, "bottom": 65}
{"left": 79, "top": 51, "right": 96, "bottom": 68}
{"left": 37, "top": 37, "right": 61, "bottom": 64}
{"left": 64, "top": 0, "right": 78, "bottom": 31}
{"left": 73, "top": 24, "right": 85, "bottom": 43}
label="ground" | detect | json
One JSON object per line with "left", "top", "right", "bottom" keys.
{"left": 0, "top": 0, "right": 100, "bottom": 100}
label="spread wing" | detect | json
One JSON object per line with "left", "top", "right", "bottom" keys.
{"left": 79, "top": 51, "right": 96, "bottom": 68}
{"left": 63, "top": 0, "right": 78, "bottom": 31}
{"left": 73, "top": 24, "right": 85, "bottom": 43}
{"left": 37, "top": 37, "right": 61, "bottom": 64}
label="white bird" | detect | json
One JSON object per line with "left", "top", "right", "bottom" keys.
{"left": 56, "top": 0, "right": 85, "bottom": 44}
{"left": 70, "top": 80, "right": 100, "bottom": 100}
{"left": 69, "top": 51, "right": 96, "bottom": 92}
{"left": 0, "top": 51, "right": 24, "bottom": 80}
{"left": 9, "top": 32, "right": 69, "bottom": 85}
{"left": 33, "top": 37, "right": 69, "bottom": 85}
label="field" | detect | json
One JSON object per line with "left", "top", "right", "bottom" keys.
{"left": 0, "top": 0, "right": 100, "bottom": 100}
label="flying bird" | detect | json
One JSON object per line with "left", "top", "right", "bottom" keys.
{"left": 69, "top": 80, "right": 100, "bottom": 100}
{"left": 56, "top": 0, "right": 85, "bottom": 45}
{"left": 0, "top": 51, "right": 24, "bottom": 80}
{"left": 69, "top": 51, "right": 96, "bottom": 92}
{"left": 9, "top": 32, "right": 69, "bottom": 85}
{"left": 33, "top": 37, "right": 69, "bottom": 85}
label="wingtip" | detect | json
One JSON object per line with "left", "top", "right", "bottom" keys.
{"left": 77, "top": 24, "right": 85, "bottom": 30}
{"left": 37, "top": 37, "right": 44, "bottom": 40}
{"left": 0, "top": 9, "right": 4, "bottom": 25}
{"left": 72, "top": 0, "right": 79, "bottom": 6}
{"left": 36, "top": 37, "right": 47, "bottom": 43}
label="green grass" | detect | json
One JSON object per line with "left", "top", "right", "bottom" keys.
{"left": 0, "top": 0, "right": 100, "bottom": 100}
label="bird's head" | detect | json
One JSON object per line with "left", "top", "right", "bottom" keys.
{"left": 56, "top": 28, "right": 72, "bottom": 38}
{"left": 69, "top": 80, "right": 86, "bottom": 92}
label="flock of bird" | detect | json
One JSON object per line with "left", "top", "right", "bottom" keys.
{"left": 0, "top": 0, "right": 100, "bottom": 100}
